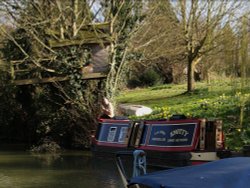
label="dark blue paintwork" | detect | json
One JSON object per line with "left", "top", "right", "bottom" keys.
{"left": 129, "top": 157, "right": 250, "bottom": 188}
{"left": 147, "top": 123, "right": 197, "bottom": 147}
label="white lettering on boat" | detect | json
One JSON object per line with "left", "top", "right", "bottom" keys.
{"left": 154, "top": 130, "right": 166, "bottom": 136}
{"left": 170, "top": 129, "right": 189, "bottom": 137}
{"left": 167, "top": 138, "right": 188, "bottom": 142}
{"left": 152, "top": 137, "right": 166, "bottom": 141}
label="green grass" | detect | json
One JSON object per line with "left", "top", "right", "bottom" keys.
{"left": 117, "top": 79, "right": 249, "bottom": 108}
{"left": 116, "top": 79, "right": 250, "bottom": 150}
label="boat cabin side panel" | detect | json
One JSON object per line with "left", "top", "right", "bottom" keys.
{"left": 136, "top": 120, "right": 200, "bottom": 152}
{"left": 95, "top": 120, "right": 131, "bottom": 148}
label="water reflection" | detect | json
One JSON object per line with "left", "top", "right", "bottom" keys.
{"left": 0, "top": 151, "right": 123, "bottom": 188}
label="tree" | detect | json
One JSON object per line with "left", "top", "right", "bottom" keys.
{"left": 128, "top": 0, "right": 186, "bottom": 84}
{"left": 201, "top": 23, "right": 239, "bottom": 83}
{"left": 172, "top": 0, "right": 244, "bottom": 92}
{"left": 222, "top": 24, "right": 239, "bottom": 77}
{"left": 101, "top": 0, "right": 143, "bottom": 102}
{"left": 0, "top": 0, "right": 108, "bottom": 148}
{"left": 240, "top": 14, "right": 249, "bottom": 89}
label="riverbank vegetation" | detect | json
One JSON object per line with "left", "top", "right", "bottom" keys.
{"left": 0, "top": 0, "right": 249, "bottom": 151}
{"left": 117, "top": 79, "right": 250, "bottom": 150}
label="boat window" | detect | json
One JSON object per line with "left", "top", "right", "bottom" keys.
{"left": 107, "top": 127, "right": 117, "bottom": 142}
{"left": 118, "top": 127, "right": 128, "bottom": 143}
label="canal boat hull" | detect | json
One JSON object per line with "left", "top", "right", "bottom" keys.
{"left": 91, "top": 118, "right": 231, "bottom": 167}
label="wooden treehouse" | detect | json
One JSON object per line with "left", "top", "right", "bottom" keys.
{"left": 10, "top": 23, "right": 110, "bottom": 86}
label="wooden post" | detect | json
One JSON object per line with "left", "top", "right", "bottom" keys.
{"left": 199, "top": 119, "right": 206, "bottom": 150}
{"left": 215, "top": 120, "right": 223, "bottom": 149}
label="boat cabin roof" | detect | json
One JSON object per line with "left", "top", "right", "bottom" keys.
{"left": 129, "top": 157, "right": 250, "bottom": 188}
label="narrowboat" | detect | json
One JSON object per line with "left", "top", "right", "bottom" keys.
{"left": 91, "top": 116, "right": 231, "bottom": 166}
{"left": 116, "top": 150, "right": 250, "bottom": 188}
{"left": 129, "top": 158, "right": 250, "bottom": 188}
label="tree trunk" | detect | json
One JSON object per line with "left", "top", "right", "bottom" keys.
{"left": 72, "top": 0, "right": 78, "bottom": 37}
{"left": 187, "top": 57, "right": 201, "bottom": 92}
{"left": 187, "top": 56, "right": 195, "bottom": 92}
{"left": 105, "top": 0, "right": 116, "bottom": 102}
{"left": 56, "top": 0, "right": 65, "bottom": 39}
{"left": 240, "top": 15, "right": 248, "bottom": 90}
{"left": 205, "top": 66, "right": 212, "bottom": 85}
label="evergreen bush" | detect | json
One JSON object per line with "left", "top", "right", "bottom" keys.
{"left": 128, "top": 69, "right": 163, "bottom": 88}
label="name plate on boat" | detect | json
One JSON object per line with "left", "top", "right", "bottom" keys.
{"left": 147, "top": 123, "right": 197, "bottom": 147}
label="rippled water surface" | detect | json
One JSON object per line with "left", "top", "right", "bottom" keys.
{"left": 0, "top": 150, "right": 123, "bottom": 188}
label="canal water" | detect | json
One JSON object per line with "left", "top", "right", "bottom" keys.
{"left": 0, "top": 150, "right": 123, "bottom": 188}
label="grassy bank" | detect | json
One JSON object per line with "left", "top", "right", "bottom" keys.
{"left": 116, "top": 79, "right": 250, "bottom": 150}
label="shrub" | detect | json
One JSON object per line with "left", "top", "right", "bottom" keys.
{"left": 128, "top": 69, "right": 163, "bottom": 88}
{"left": 140, "top": 69, "right": 163, "bottom": 86}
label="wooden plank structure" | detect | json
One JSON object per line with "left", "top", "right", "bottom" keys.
{"left": 9, "top": 22, "right": 110, "bottom": 86}
{"left": 47, "top": 23, "right": 110, "bottom": 48}
{"left": 12, "top": 73, "right": 106, "bottom": 86}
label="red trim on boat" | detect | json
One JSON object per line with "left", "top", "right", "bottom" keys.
{"left": 191, "top": 161, "right": 207, "bottom": 165}
{"left": 99, "top": 119, "right": 130, "bottom": 123}
{"left": 144, "top": 119, "right": 201, "bottom": 124}
{"left": 137, "top": 145, "right": 194, "bottom": 152}
{"left": 95, "top": 142, "right": 127, "bottom": 148}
